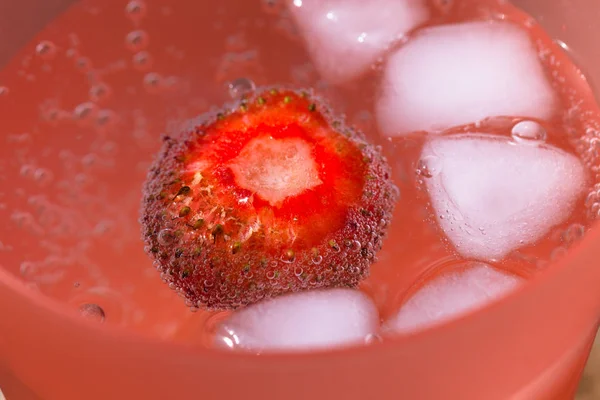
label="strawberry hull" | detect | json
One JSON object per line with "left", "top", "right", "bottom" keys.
{"left": 140, "top": 88, "right": 398, "bottom": 310}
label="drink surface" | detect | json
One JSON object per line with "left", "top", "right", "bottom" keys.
{"left": 0, "top": 0, "right": 598, "bottom": 349}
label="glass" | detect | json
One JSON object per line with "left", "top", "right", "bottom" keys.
{"left": 0, "top": 0, "right": 599, "bottom": 399}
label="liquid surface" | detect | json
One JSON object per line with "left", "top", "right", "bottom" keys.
{"left": 0, "top": 0, "right": 599, "bottom": 348}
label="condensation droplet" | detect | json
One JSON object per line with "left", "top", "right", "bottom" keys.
{"left": 0, "top": 86, "right": 9, "bottom": 96}
{"left": 125, "top": 0, "right": 147, "bottom": 22}
{"left": 79, "top": 303, "right": 106, "bottom": 322}
{"left": 132, "top": 51, "right": 153, "bottom": 71}
{"left": 228, "top": 77, "right": 256, "bottom": 99}
{"left": 125, "top": 30, "right": 149, "bottom": 52}
{"left": 417, "top": 155, "right": 442, "bottom": 178}
{"left": 311, "top": 255, "right": 323, "bottom": 265}
{"left": 511, "top": 120, "right": 547, "bottom": 144}
{"left": 35, "top": 41, "right": 57, "bottom": 60}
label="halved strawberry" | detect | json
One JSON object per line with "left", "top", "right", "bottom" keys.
{"left": 140, "top": 87, "right": 397, "bottom": 310}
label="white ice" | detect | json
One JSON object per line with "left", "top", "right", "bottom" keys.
{"left": 421, "top": 133, "right": 586, "bottom": 260}
{"left": 383, "top": 263, "right": 522, "bottom": 334}
{"left": 214, "top": 288, "right": 379, "bottom": 352}
{"left": 288, "top": 0, "right": 429, "bottom": 84}
{"left": 376, "top": 21, "right": 557, "bottom": 136}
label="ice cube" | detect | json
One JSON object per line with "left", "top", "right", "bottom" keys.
{"left": 376, "top": 21, "right": 557, "bottom": 136}
{"left": 421, "top": 133, "right": 586, "bottom": 260}
{"left": 214, "top": 288, "right": 379, "bottom": 352}
{"left": 383, "top": 263, "right": 522, "bottom": 334}
{"left": 289, "top": 0, "right": 429, "bottom": 84}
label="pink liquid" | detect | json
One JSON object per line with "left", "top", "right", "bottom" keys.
{"left": 0, "top": 0, "right": 598, "bottom": 349}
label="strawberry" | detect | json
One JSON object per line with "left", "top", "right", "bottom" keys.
{"left": 140, "top": 87, "right": 397, "bottom": 310}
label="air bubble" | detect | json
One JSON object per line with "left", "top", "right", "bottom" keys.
{"left": 35, "top": 41, "right": 57, "bottom": 60}
{"left": 97, "top": 109, "right": 117, "bottom": 127}
{"left": 75, "top": 57, "right": 92, "bottom": 71}
{"left": 81, "top": 153, "right": 98, "bottom": 167}
{"left": 126, "top": 30, "right": 149, "bottom": 52}
{"left": 228, "top": 78, "right": 256, "bottom": 99}
{"left": 417, "top": 155, "right": 442, "bottom": 178}
{"left": 562, "top": 223, "right": 585, "bottom": 245}
{"left": 101, "top": 141, "right": 118, "bottom": 156}
{"left": 261, "top": 0, "right": 284, "bottom": 14}
{"left": 73, "top": 102, "right": 97, "bottom": 121}
{"left": 79, "top": 303, "right": 106, "bottom": 322}
{"left": 125, "top": 0, "right": 147, "bottom": 23}
{"left": 511, "top": 120, "right": 547, "bottom": 144}
{"left": 158, "top": 229, "right": 177, "bottom": 246}
{"left": 364, "top": 333, "right": 382, "bottom": 344}
{"left": 20, "top": 164, "right": 35, "bottom": 178}
{"left": 20, "top": 262, "right": 37, "bottom": 278}
{"left": 433, "top": 0, "right": 453, "bottom": 13}
{"left": 33, "top": 168, "right": 53, "bottom": 185}
{"left": 550, "top": 246, "right": 568, "bottom": 261}
{"left": 143, "top": 72, "right": 163, "bottom": 93}
{"left": 89, "top": 83, "right": 111, "bottom": 103}
{"left": 132, "top": 51, "right": 153, "bottom": 71}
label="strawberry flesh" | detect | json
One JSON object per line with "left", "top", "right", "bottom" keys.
{"left": 141, "top": 88, "right": 397, "bottom": 310}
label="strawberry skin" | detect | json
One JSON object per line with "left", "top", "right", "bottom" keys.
{"left": 140, "top": 87, "right": 397, "bottom": 310}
